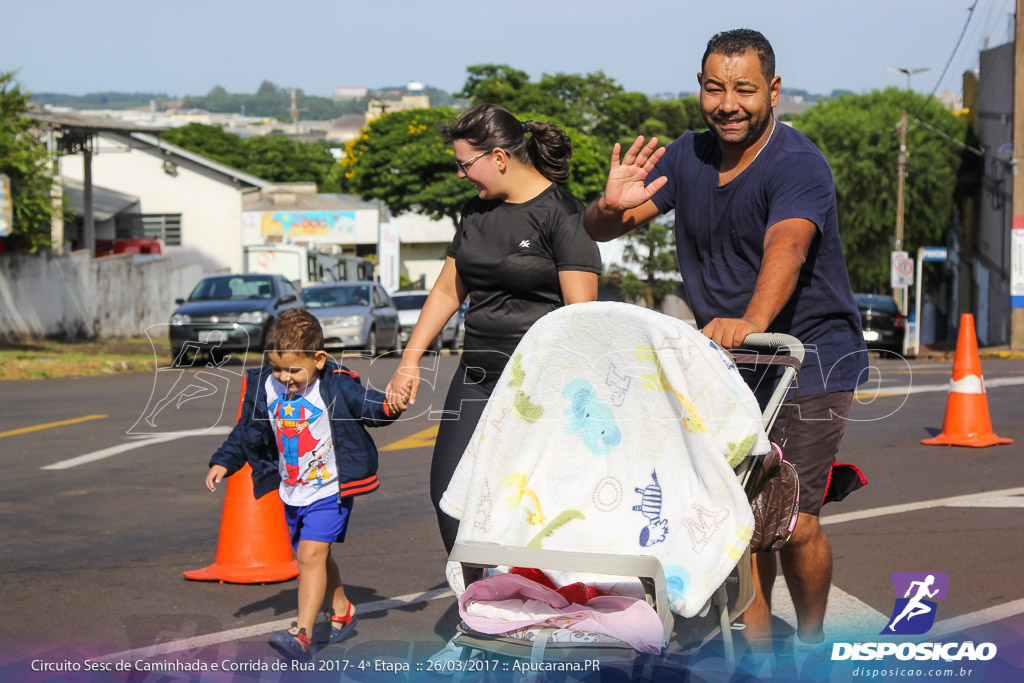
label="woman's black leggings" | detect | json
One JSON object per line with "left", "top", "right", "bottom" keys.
{"left": 429, "top": 363, "right": 495, "bottom": 555}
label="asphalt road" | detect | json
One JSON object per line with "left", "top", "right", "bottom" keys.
{"left": 2, "top": 350, "right": 1023, "bottom": 681}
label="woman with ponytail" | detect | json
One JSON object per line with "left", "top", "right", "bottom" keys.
{"left": 385, "top": 103, "right": 602, "bottom": 555}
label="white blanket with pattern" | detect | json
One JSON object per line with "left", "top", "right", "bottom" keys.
{"left": 440, "top": 302, "right": 769, "bottom": 618}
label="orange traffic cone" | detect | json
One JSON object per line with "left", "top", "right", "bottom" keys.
{"left": 184, "top": 374, "right": 298, "bottom": 583}
{"left": 922, "top": 314, "right": 1013, "bottom": 448}
{"left": 184, "top": 463, "right": 299, "bottom": 583}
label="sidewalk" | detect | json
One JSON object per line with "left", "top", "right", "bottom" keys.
{"left": 914, "top": 342, "right": 1024, "bottom": 361}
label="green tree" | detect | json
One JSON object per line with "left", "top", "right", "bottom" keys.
{"left": 257, "top": 80, "right": 285, "bottom": 96}
{"left": 340, "top": 108, "right": 473, "bottom": 223}
{"left": 161, "top": 123, "right": 341, "bottom": 190}
{"left": 617, "top": 223, "right": 679, "bottom": 309}
{"left": 535, "top": 71, "right": 623, "bottom": 132}
{"left": 242, "top": 135, "right": 338, "bottom": 186}
{"left": 512, "top": 110, "right": 607, "bottom": 204}
{"left": 792, "top": 88, "right": 972, "bottom": 292}
{"left": 458, "top": 65, "right": 538, "bottom": 109}
{"left": 459, "top": 65, "right": 626, "bottom": 135}
{"left": 591, "top": 92, "right": 653, "bottom": 146}
{"left": 649, "top": 98, "right": 706, "bottom": 139}
{"left": 161, "top": 122, "right": 248, "bottom": 169}
{"left": 1, "top": 72, "right": 60, "bottom": 252}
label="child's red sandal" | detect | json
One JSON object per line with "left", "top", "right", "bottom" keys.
{"left": 323, "top": 602, "right": 358, "bottom": 644}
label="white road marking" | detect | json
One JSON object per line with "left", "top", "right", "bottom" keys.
{"left": 771, "top": 582, "right": 888, "bottom": 641}
{"left": 40, "top": 427, "right": 233, "bottom": 471}
{"left": 945, "top": 495, "right": 1024, "bottom": 508}
{"left": 857, "top": 375, "right": 1024, "bottom": 398}
{"left": 821, "top": 487, "right": 1024, "bottom": 526}
{"left": 926, "top": 597, "right": 1024, "bottom": 640}
{"left": 95, "top": 587, "right": 454, "bottom": 661}
{"left": 82, "top": 439, "right": 1024, "bottom": 661}
{"left": 772, "top": 584, "right": 1024, "bottom": 643}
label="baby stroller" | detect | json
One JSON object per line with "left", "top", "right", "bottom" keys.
{"left": 439, "top": 302, "right": 803, "bottom": 672}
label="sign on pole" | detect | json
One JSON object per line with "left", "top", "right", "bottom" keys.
{"left": 1012, "top": 229, "right": 1024, "bottom": 309}
{"left": 378, "top": 221, "right": 400, "bottom": 294}
{"left": 891, "top": 250, "right": 914, "bottom": 289}
{"left": 921, "top": 246, "right": 948, "bottom": 262}
{"left": 0, "top": 173, "right": 11, "bottom": 238}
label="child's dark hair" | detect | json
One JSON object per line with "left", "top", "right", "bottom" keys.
{"left": 442, "top": 104, "right": 573, "bottom": 184}
{"left": 265, "top": 308, "right": 324, "bottom": 354}
{"left": 702, "top": 28, "right": 776, "bottom": 83}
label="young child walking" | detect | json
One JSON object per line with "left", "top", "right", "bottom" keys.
{"left": 205, "top": 309, "right": 406, "bottom": 661}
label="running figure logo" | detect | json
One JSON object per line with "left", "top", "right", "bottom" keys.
{"left": 882, "top": 571, "right": 949, "bottom": 635}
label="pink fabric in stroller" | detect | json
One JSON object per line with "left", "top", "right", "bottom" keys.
{"left": 459, "top": 572, "right": 665, "bottom": 654}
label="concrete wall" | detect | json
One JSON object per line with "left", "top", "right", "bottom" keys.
{"left": 0, "top": 250, "right": 206, "bottom": 342}
{"left": 59, "top": 134, "right": 249, "bottom": 274}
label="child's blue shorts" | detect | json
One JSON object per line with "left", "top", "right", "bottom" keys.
{"left": 283, "top": 495, "right": 354, "bottom": 549}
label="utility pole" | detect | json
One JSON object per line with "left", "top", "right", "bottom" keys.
{"left": 887, "top": 64, "right": 927, "bottom": 319}
{"left": 289, "top": 86, "right": 307, "bottom": 136}
{"left": 1012, "top": 0, "right": 1024, "bottom": 349}
{"left": 895, "top": 109, "right": 909, "bottom": 316}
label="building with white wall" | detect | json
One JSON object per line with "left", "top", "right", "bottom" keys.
{"left": 242, "top": 183, "right": 383, "bottom": 251}
{"left": 59, "top": 132, "right": 269, "bottom": 274}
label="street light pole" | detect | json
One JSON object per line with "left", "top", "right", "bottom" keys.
{"left": 888, "top": 66, "right": 931, "bottom": 91}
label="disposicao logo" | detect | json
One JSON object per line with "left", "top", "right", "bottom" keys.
{"left": 832, "top": 571, "right": 998, "bottom": 663}
{"left": 882, "top": 571, "right": 948, "bottom": 635}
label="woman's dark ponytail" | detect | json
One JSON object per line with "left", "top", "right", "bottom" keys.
{"left": 522, "top": 120, "right": 572, "bottom": 184}
{"left": 442, "top": 104, "right": 573, "bottom": 183}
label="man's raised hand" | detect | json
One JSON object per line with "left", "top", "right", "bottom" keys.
{"left": 602, "top": 136, "right": 667, "bottom": 211}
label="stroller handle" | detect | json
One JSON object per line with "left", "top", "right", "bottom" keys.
{"left": 735, "top": 333, "right": 804, "bottom": 433}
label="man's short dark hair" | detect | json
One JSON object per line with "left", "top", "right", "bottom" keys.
{"left": 265, "top": 308, "right": 324, "bottom": 354}
{"left": 702, "top": 28, "right": 776, "bottom": 83}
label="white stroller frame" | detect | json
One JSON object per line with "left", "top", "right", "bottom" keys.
{"left": 447, "top": 333, "right": 804, "bottom": 667}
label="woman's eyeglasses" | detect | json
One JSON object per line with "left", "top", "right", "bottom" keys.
{"left": 455, "top": 148, "right": 494, "bottom": 173}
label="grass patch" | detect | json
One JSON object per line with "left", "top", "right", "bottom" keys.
{"left": 0, "top": 337, "right": 170, "bottom": 380}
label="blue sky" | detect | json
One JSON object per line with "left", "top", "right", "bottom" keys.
{"left": 2, "top": 0, "right": 1011, "bottom": 99}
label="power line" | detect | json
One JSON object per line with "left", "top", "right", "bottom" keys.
{"left": 913, "top": 1, "right": 979, "bottom": 120}
{"left": 909, "top": 115, "right": 984, "bottom": 156}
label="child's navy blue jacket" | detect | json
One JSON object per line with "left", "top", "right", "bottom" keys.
{"left": 210, "top": 361, "right": 398, "bottom": 499}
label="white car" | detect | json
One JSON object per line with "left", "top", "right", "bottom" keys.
{"left": 391, "top": 291, "right": 460, "bottom": 352}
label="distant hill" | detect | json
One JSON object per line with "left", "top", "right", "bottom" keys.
{"left": 180, "top": 90, "right": 365, "bottom": 119}
{"left": 29, "top": 92, "right": 173, "bottom": 110}
{"left": 29, "top": 82, "right": 457, "bottom": 119}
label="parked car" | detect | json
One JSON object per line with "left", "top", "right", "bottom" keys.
{"left": 301, "top": 281, "right": 400, "bottom": 355}
{"left": 854, "top": 293, "right": 906, "bottom": 354}
{"left": 456, "top": 298, "right": 469, "bottom": 348}
{"left": 392, "top": 291, "right": 460, "bottom": 352}
{"left": 169, "top": 273, "right": 302, "bottom": 364}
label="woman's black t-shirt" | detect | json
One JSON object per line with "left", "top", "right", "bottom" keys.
{"left": 448, "top": 183, "right": 602, "bottom": 386}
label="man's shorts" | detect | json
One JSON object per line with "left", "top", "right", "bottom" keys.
{"left": 284, "top": 495, "right": 354, "bottom": 549}
{"left": 768, "top": 391, "right": 853, "bottom": 516}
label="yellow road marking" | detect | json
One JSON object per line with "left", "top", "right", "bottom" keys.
{"left": 0, "top": 414, "right": 108, "bottom": 439}
{"left": 380, "top": 425, "right": 439, "bottom": 451}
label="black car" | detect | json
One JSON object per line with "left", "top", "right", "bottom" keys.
{"left": 854, "top": 293, "right": 906, "bottom": 354}
{"left": 169, "top": 274, "right": 303, "bottom": 364}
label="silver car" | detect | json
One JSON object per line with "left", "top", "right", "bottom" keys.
{"left": 301, "top": 282, "right": 401, "bottom": 355}
{"left": 392, "top": 291, "right": 460, "bottom": 352}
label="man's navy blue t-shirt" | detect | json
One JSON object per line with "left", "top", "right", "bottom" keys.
{"left": 646, "top": 122, "right": 867, "bottom": 398}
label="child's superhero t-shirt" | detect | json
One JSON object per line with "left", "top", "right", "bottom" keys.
{"left": 266, "top": 376, "right": 337, "bottom": 506}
